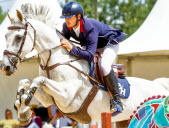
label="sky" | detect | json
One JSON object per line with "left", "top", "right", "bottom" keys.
{"left": 0, "top": 0, "right": 15, "bottom": 12}
{"left": 0, "top": 0, "right": 64, "bottom": 13}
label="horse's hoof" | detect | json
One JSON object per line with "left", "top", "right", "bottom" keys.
{"left": 18, "top": 106, "right": 32, "bottom": 122}
{"left": 19, "top": 118, "right": 32, "bottom": 126}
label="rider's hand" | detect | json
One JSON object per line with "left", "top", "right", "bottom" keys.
{"left": 60, "top": 39, "right": 73, "bottom": 51}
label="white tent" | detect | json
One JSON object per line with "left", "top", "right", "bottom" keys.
{"left": 117, "top": 0, "right": 169, "bottom": 80}
{"left": 118, "top": 0, "right": 169, "bottom": 56}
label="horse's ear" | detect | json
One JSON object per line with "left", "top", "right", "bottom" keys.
{"left": 164, "top": 96, "right": 169, "bottom": 106}
{"left": 7, "top": 11, "right": 13, "bottom": 23}
{"left": 16, "top": 10, "right": 23, "bottom": 22}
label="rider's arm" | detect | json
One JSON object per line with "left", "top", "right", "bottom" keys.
{"left": 70, "top": 28, "right": 98, "bottom": 62}
{"left": 106, "top": 29, "right": 127, "bottom": 44}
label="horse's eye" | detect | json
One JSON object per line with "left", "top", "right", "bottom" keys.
{"left": 15, "top": 36, "right": 22, "bottom": 42}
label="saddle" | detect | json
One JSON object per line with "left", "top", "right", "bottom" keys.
{"left": 90, "top": 52, "right": 126, "bottom": 85}
{"left": 91, "top": 53, "right": 130, "bottom": 99}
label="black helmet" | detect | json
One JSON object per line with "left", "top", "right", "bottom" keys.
{"left": 60, "top": 2, "right": 84, "bottom": 19}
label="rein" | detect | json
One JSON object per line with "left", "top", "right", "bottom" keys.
{"left": 4, "top": 21, "right": 36, "bottom": 62}
{"left": 4, "top": 21, "right": 102, "bottom": 86}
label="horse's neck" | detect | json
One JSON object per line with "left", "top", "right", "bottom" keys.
{"left": 28, "top": 19, "right": 72, "bottom": 65}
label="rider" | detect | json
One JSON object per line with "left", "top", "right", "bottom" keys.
{"left": 60, "top": 1, "right": 126, "bottom": 113}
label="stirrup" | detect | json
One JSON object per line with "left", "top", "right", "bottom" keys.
{"left": 110, "top": 99, "right": 123, "bottom": 116}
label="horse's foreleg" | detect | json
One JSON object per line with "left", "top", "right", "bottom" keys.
{"left": 29, "top": 76, "right": 56, "bottom": 107}
{"left": 27, "top": 75, "right": 86, "bottom": 113}
{"left": 14, "top": 78, "right": 33, "bottom": 125}
{"left": 14, "top": 85, "right": 25, "bottom": 112}
{"left": 30, "top": 76, "right": 83, "bottom": 110}
{"left": 14, "top": 78, "right": 32, "bottom": 112}
{"left": 14, "top": 77, "right": 53, "bottom": 125}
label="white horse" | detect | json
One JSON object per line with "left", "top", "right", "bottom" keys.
{"left": 1, "top": 5, "right": 169, "bottom": 125}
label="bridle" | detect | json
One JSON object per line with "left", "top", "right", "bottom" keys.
{"left": 3, "top": 20, "right": 102, "bottom": 85}
{"left": 3, "top": 21, "right": 36, "bottom": 63}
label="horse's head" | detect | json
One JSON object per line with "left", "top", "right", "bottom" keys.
{"left": 1, "top": 10, "right": 35, "bottom": 75}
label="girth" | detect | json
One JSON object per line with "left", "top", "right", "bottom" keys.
{"left": 53, "top": 85, "right": 99, "bottom": 124}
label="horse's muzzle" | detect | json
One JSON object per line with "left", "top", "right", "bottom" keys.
{"left": 0, "top": 63, "right": 13, "bottom": 76}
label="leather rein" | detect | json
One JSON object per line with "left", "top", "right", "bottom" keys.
{"left": 4, "top": 22, "right": 36, "bottom": 63}
{"left": 3, "top": 21, "right": 102, "bottom": 85}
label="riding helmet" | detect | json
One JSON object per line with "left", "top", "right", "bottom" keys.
{"left": 60, "top": 2, "right": 84, "bottom": 18}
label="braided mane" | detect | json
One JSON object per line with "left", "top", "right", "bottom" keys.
{"left": 11, "top": 0, "right": 64, "bottom": 29}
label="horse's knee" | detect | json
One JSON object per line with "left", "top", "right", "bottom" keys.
{"left": 32, "top": 76, "right": 46, "bottom": 86}
{"left": 19, "top": 78, "right": 32, "bottom": 88}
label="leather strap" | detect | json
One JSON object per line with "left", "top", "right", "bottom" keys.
{"left": 53, "top": 85, "right": 99, "bottom": 124}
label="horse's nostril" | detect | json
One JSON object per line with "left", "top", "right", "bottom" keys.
{"left": 5, "top": 66, "right": 10, "bottom": 71}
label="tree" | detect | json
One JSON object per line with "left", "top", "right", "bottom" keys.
{"left": 117, "top": 0, "right": 157, "bottom": 36}
{"left": 75, "top": 0, "right": 97, "bottom": 18}
{"left": 0, "top": 6, "right": 5, "bottom": 24}
{"left": 74, "top": 0, "right": 157, "bottom": 37}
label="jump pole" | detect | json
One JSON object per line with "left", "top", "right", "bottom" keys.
{"left": 101, "top": 112, "right": 112, "bottom": 128}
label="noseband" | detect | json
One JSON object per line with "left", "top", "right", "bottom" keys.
{"left": 3, "top": 21, "right": 36, "bottom": 62}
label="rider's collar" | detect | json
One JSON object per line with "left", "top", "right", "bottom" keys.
{"left": 68, "top": 19, "right": 84, "bottom": 32}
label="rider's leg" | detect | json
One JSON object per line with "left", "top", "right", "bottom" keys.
{"left": 103, "top": 69, "right": 123, "bottom": 112}
{"left": 97, "top": 44, "right": 123, "bottom": 112}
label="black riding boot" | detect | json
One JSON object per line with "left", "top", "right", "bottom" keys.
{"left": 103, "top": 69, "right": 123, "bottom": 113}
